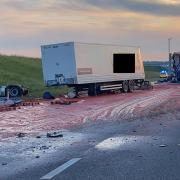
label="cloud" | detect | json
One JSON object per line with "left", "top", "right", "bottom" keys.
{"left": 0, "top": 0, "right": 180, "bottom": 60}
{"left": 117, "top": 0, "right": 180, "bottom": 16}
{"left": 64, "top": 0, "right": 180, "bottom": 16}
{"left": 0, "top": 0, "right": 180, "bottom": 16}
{"left": 1, "top": 0, "right": 180, "bottom": 16}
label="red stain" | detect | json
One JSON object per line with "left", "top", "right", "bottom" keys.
{"left": 0, "top": 83, "right": 179, "bottom": 139}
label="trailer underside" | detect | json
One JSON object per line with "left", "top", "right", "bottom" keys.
{"left": 67, "top": 79, "right": 151, "bottom": 98}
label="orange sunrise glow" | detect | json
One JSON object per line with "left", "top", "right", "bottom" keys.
{"left": 0, "top": 0, "right": 180, "bottom": 60}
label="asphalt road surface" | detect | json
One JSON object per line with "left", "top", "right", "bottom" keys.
{"left": 3, "top": 110, "right": 180, "bottom": 180}
{"left": 1, "top": 84, "right": 180, "bottom": 180}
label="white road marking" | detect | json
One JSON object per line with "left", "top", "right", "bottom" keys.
{"left": 40, "top": 158, "right": 81, "bottom": 179}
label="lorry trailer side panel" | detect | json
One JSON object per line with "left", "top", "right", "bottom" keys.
{"left": 77, "top": 73, "right": 144, "bottom": 84}
{"left": 74, "top": 42, "right": 145, "bottom": 84}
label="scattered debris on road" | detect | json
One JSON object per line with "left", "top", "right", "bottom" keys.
{"left": 0, "top": 98, "right": 40, "bottom": 112}
{"left": 43, "top": 91, "right": 55, "bottom": 100}
{"left": 4, "top": 99, "right": 15, "bottom": 106}
{"left": 50, "top": 97, "right": 79, "bottom": 105}
{"left": 17, "top": 133, "right": 27, "bottom": 138}
{"left": 21, "top": 100, "right": 40, "bottom": 106}
{"left": 47, "top": 131, "right": 63, "bottom": 138}
{"left": 51, "top": 98, "right": 71, "bottom": 105}
{"left": 159, "top": 144, "right": 168, "bottom": 147}
{"left": 138, "top": 81, "right": 154, "bottom": 90}
{"left": 0, "top": 105, "right": 20, "bottom": 112}
{"left": 39, "top": 145, "right": 49, "bottom": 150}
{"left": 2, "top": 162, "right": 7, "bottom": 166}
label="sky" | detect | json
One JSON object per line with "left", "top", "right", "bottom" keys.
{"left": 0, "top": 0, "right": 180, "bottom": 61}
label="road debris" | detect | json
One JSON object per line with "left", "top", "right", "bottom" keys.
{"left": 43, "top": 91, "right": 55, "bottom": 100}
{"left": 50, "top": 98, "right": 71, "bottom": 105}
{"left": 20, "top": 100, "right": 40, "bottom": 106}
{"left": 0, "top": 97, "right": 22, "bottom": 106}
{"left": 4, "top": 99, "right": 15, "bottom": 106}
{"left": 47, "top": 131, "right": 63, "bottom": 138}
{"left": 159, "top": 144, "right": 168, "bottom": 147}
{"left": 50, "top": 97, "right": 79, "bottom": 105}
{"left": 0, "top": 105, "right": 19, "bottom": 112}
{"left": 39, "top": 146, "right": 49, "bottom": 150}
{"left": 0, "top": 98, "right": 40, "bottom": 112}
{"left": 2, "top": 162, "right": 7, "bottom": 166}
{"left": 138, "top": 155, "right": 143, "bottom": 158}
{"left": 17, "top": 132, "right": 27, "bottom": 138}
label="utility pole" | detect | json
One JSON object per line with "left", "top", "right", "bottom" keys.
{"left": 168, "top": 38, "right": 172, "bottom": 72}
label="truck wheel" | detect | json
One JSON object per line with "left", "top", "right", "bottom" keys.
{"left": 128, "top": 80, "right": 135, "bottom": 92}
{"left": 122, "top": 81, "right": 128, "bottom": 93}
{"left": 6, "top": 86, "right": 23, "bottom": 97}
{"left": 88, "top": 84, "right": 96, "bottom": 96}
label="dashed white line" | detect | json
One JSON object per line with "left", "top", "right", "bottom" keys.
{"left": 40, "top": 158, "right": 81, "bottom": 180}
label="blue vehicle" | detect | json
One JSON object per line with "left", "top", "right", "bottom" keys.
{"left": 160, "top": 70, "right": 169, "bottom": 78}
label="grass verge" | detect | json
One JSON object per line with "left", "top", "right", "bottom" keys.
{"left": 0, "top": 55, "right": 161, "bottom": 98}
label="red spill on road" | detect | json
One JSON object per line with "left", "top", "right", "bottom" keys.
{"left": 0, "top": 83, "right": 180, "bottom": 139}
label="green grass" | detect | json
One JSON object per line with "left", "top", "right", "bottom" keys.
{"left": 144, "top": 65, "right": 161, "bottom": 81}
{"left": 0, "top": 55, "right": 68, "bottom": 98}
{"left": 0, "top": 55, "right": 162, "bottom": 98}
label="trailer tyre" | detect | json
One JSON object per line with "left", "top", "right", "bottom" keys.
{"left": 88, "top": 84, "right": 96, "bottom": 96}
{"left": 128, "top": 80, "right": 135, "bottom": 92}
{"left": 122, "top": 81, "right": 128, "bottom": 93}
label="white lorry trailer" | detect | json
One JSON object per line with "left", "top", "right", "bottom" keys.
{"left": 41, "top": 42, "right": 146, "bottom": 97}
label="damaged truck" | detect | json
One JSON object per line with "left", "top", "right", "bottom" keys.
{"left": 171, "top": 52, "right": 180, "bottom": 81}
{"left": 41, "top": 42, "right": 148, "bottom": 98}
